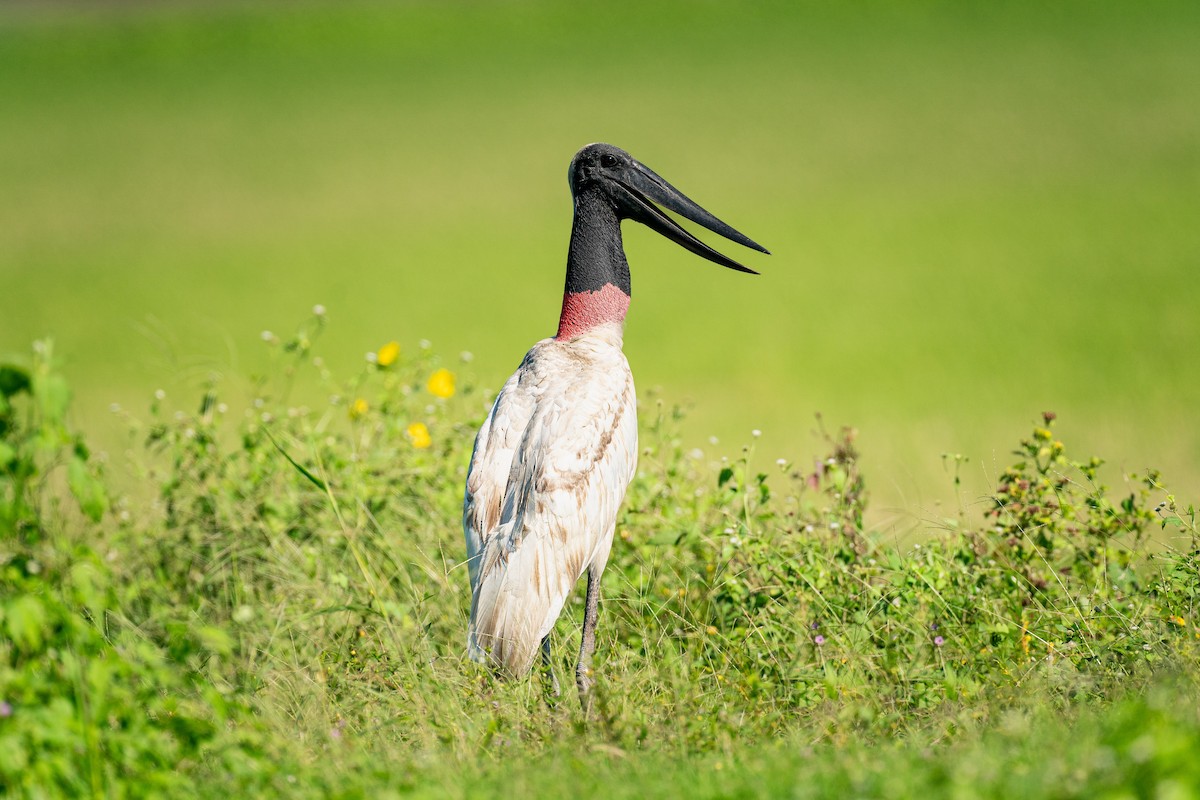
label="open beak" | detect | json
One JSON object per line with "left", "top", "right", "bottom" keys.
{"left": 614, "top": 160, "right": 769, "bottom": 275}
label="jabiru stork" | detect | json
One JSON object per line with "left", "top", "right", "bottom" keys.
{"left": 464, "top": 142, "right": 768, "bottom": 704}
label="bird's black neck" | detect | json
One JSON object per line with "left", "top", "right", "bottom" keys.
{"left": 555, "top": 189, "right": 632, "bottom": 340}
{"left": 564, "top": 190, "right": 632, "bottom": 297}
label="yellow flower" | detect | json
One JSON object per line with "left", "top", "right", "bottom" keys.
{"left": 406, "top": 422, "right": 431, "bottom": 449}
{"left": 376, "top": 341, "right": 400, "bottom": 368}
{"left": 1168, "top": 615, "right": 1187, "bottom": 626}
{"left": 349, "top": 398, "right": 369, "bottom": 419}
{"left": 427, "top": 368, "right": 455, "bottom": 399}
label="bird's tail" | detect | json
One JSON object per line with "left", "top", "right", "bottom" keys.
{"left": 467, "top": 527, "right": 573, "bottom": 677}
{"left": 467, "top": 594, "right": 544, "bottom": 677}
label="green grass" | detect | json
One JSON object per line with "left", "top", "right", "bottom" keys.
{"left": 3, "top": 323, "right": 1200, "bottom": 797}
{"left": 2, "top": 0, "right": 1199, "bottom": 521}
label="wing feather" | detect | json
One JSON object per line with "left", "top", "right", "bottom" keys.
{"left": 463, "top": 367, "right": 532, "bottom": 591}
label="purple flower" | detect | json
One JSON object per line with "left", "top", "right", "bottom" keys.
{"left": 814, "top": 635, "right": 826, "bottom": 646}
{"left": 810, "top": 621, "right": 820, "bottom": 630}
{"left": 934, "top": 636, "right": 945, "bottom": 647}
{"left": 0, "top": 702, "right": 11, "bottom": 718}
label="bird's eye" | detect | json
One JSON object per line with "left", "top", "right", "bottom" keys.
{"left": 600, "top": 153, "right": 619, "bottom": 168}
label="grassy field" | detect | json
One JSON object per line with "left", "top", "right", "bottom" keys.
{"left": 3, "top": 318, "right": 1200, "bottom": 797}
{"left": 3, "top": 0, "right": 1198, "bottom": 521}
{"left": 3, "top": 2, "right": 1200, "bottom": 797}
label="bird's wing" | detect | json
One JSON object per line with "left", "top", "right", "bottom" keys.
{"left": 466, "top": 348, "right": 637, "bottom": 675}
{"left": 463, "top": 367, "right": 533, "bottom": 593}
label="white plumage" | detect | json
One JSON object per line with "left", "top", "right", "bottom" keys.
{"left": 464, "top": 322, "right": 637, "bottom": 676}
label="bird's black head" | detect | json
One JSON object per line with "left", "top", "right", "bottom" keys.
{"left": 567, "top": 143, "right": 637, "bottom": 197}
{"left": 567, "top": 142, "right": 769, "bottom": 275}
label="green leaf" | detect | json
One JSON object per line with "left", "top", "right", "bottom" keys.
{"left": 0, "top": 364, "right": 31, "bottom": 398}
{"left": 194, "top": 625, "right": 234, "bottom": 657}
{"left": 828, "top": 466, "right": 847, "bottom": 490}
{"left": 263, "top": 427, "right": 328, "bottom": 491}
{"left": 0, "top": 734, "right": 30, "bottom": 775}
{"left": 35, "top": 373, "right": 70, "bottom": 426}
{"left": 70, "top": 561, "right": 109, "bottom": 619}
{"left": 5, "top": 595, "right": 48, "bottom": 652}
{"left": 0, "top": 441, "right": 15, "bottom": 469}
{"left": 68, "top": 456, "right": 109, "bottom": 522}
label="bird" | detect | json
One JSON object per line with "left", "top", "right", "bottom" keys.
{"left": 463, "top": 142, "right": 768, "bottom": 704}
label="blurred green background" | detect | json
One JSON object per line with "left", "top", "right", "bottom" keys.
{"left": 2, "top": 0, "right": 1198, "bottom": 523}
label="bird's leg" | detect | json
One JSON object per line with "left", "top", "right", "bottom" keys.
{"left": 540, "top": 635, "right": 560, "bottom": 698}
{"left": 575, "top": 564, "right": 602, "bottom": 709}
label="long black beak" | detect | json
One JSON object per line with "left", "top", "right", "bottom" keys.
{"left": 615, "top": 160, "right": 769, "bottom": 275}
